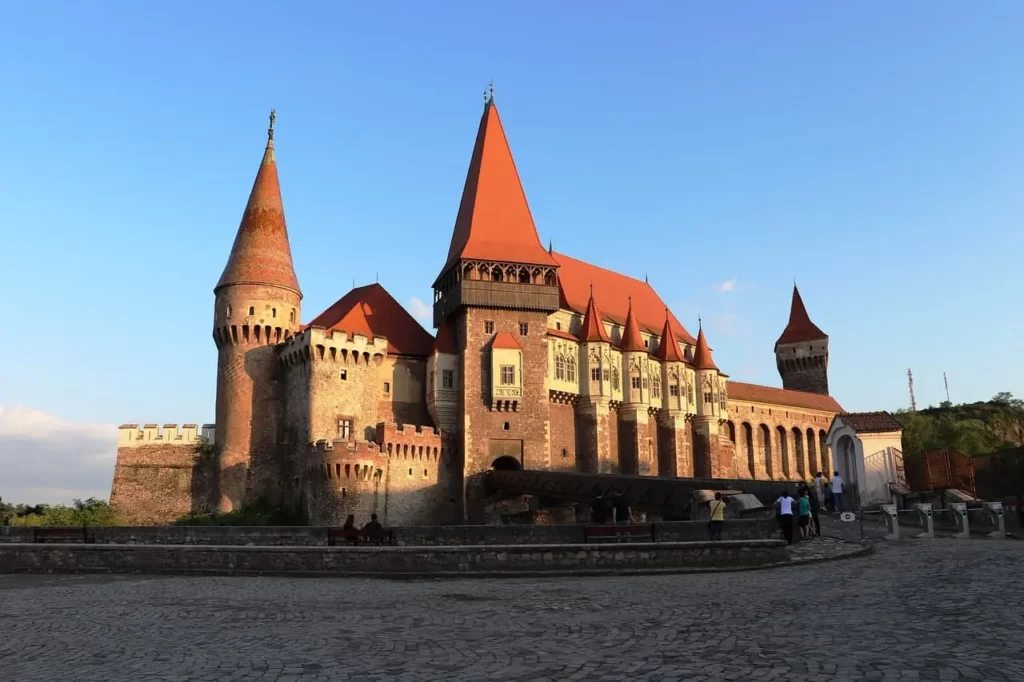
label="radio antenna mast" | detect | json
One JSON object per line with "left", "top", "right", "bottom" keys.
{"left": 943, "top": 372, "right": 951, "bottom": 404}
{"left": 907, "top": 369, "right": 917, "bottom": 412}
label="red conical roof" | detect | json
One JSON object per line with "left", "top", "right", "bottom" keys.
{"left": 578, "top": 288, "right": 611, "bottom": 343}
{"left": 654, "top": 313, "right": 685, "bottom": 363}
{"left": 619, "top": 299, "right": 646, "bottom": 352}
{"left": 437, "top": 98, "right": 558, "bottom": 282}
{"left": 216, "top": 115, "right": 300, "bottom": 295}
{"left": 691, "top": 324, "right": 718, "bottom": 370}
{"left": 776, "top": 285, "right": 827, "bottom": 347}
{"left": 307, "top": 283, "right": 433, "bottom": 357}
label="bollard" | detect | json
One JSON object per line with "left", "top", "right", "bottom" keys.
{"left": 984, "top": 501, "right": 1006, "bottom": 539}
{"left": 881, "top": 504, "right": 899, "bottom": 540}
{"left": 950, "top": 502, "right": 969, "bottom": 538}
{"left": 914, "top": 502, "right": 934, "bottom": 538}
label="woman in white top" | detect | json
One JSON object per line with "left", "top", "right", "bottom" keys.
{"left": 775, "top": 491, "right": 797, "bottom": 545}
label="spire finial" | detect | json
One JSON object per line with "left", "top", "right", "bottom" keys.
{"left": 698, "top": 315, "right": 703, "bottom": 330}
{"left": 268, "top": 109, "right": 276, "bottom": 142}
{"left": 489, "top": 79, "right": 495, "bottom": 100}
{"left": 589, "top": 282, "right": 594, "bottom": 298}
{"left": 645, "top": 271, "right": 649, "bottom": 284}
{"left": 548, "top": 237, "right": 553, "bottom": 253}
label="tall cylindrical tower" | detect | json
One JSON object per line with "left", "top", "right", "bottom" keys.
{"left": 212, "top": 111, "right": 302, "bottom": 512}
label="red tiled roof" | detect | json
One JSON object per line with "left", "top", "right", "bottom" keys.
{"left": 578, "top": 290, "right": 611, "bottom": 343}
{"left": 619, "top": 301, "right": 646, "bottom": 352}
{"left": 438, "top": 99, "right": 558, "bottom": 280}
{"left": 433, "top": 320, "right": 457, "bottom": 354}
{"left": 546, "top": 327, "right": 579, "bottom": 341}
{"left": 491, "top": 331, "right": 522, "bottom": 350}
{"left": 654, "top": 315, "right": 686, "bottom": 363}
{"left": 727, "top": 381, "right": 844, "bottom": 413}
{"left": 690, "top": 327, "right": 718, "bottom": 370}
{"left": 216, "top": 128, "right": 300, "bottom": 295}
{"left": 840, "top": 411, "right": 903, "bottom": 433}
{"left": 307, "top": 283, "right": 434, "bottom": 357}
{"left": 776, "top": 285, "right": 827, "bottom": 347}
{"left": 551, "top": 251, "right": 696, "bottom": 345}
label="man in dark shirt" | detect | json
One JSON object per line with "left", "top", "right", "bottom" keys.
{"left": 363, "top": 513, "right": 383, "bottom": 532}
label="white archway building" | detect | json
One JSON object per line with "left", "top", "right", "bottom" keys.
{"left": 826, "top": 412, "right": 904, "bottom": 507}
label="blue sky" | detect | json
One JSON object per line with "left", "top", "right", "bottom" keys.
{"left": 1, "top": 2, "right": 1023, "bottom": 497}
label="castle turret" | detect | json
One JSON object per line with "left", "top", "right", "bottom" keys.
{"left": 577, "top": 288, "right": 615, "bottom": 473}
{"left": 618, "top": 299, "right": 655, "bottom": 475}
{"left": 654, "top": 312, "right": 694, "bottom": 477}
{"left": 775, "top": 285, "right": 829, "bottom": 395}
{"left": 690, "top": 322, "right": 732, "bottom": 477}
{"left": 212, "top": 111, "right": 302, "bottom": 512}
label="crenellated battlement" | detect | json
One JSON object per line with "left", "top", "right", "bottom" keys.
{"left": 212, "top": 323, "right": 295, "bottom": 349}
{"left": 279, "top": 326, "right": 389, "bottom": 368}
{"left": 306, "top": 438, "right": 387, "bottom": 484}
{"left": 374, "top": 421, "right": 443, "bottom": 464}
{"left": 118, "top": 423, "right": 216, "bottom": 448}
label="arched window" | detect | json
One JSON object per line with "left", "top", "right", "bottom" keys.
{"left": 567, "top": 357, "right": 577, "bottom": 383}
{"left": 555, "top": 355, "right": 566, "bottom": 381}
{"left": 248, "top": 306, "right": 255, "bottom": 316}
{"left": 491, "top": 267, "right": 504, "bottom": 282}
{"left": 652, "top": 375, "right": 661, "bottom": 399}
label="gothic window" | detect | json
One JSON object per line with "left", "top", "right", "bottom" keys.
{"left": 500, "top": 365, "right": 515, "bottom": 385}
{"left": 670, "top": 384, "right": 679, "bottom": 397}
{"left": 642, "top": 377, "right": 649, "bottom": 390}
{"left": 719, "top": 393, "right": 727, "bottom": 411}
{"left": 555, "top": 355, "right": 566, "bottom": 381}
{"left": 611, "top": 367, "right": 619, "bottom": 390}
{"left": 631, "top": 376, "right": 641, "bottom": 390}
{"left": 484, "top": 321, "right": 495, "bottom": 334}
{"left": 591, "top": 368, "right": 600, "bottom": 382}
{"left": 442, "top": 369, "right": 454, "bottom": 389}
{"left": 337, "top": 419, "right": 352, "bottom": 440}
{"left": 491, "top": 267, "right": 504, "bottom": 282}
{"left": 567, "top": 358, "right": 577, "bottom": 383}
{"left": 602, "top": 369, "right": 609, "bottom": 382}
{"left": 652, "top": 376, "right": 661, "bottom": 399}
{"left": 689, "top": 385, "right": 695, "bottom": 404}
{"left": 704, "top": 391, "right": 712, "bottom": 404}
{"left": 519, "top": 322, "right": 529, "bottom": 336}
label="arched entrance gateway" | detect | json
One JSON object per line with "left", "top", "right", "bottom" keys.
{"left": 490, "top": 456, "right": 522, "bottom": 471}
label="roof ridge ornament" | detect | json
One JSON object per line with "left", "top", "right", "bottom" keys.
{"left": 268, "top": 109, "right": 276, "bottom": 143}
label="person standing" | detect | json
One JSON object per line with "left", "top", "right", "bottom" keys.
{"left": 775, "top": 491, "right": 797, "bottom": 545}
{"left": 797, "top": 490, "right": 812, "bottom": 540}
{"left": 813, "top": 471, "right": 826, "bottom": 507}
{"left": 708, "top": 492, "right": 726, "bottom": 541}
{"left": 831, "top": 471, "right": 845, "bottom": 512}
{"left": 613, "top": 491, "right": 632, "bottom": 542}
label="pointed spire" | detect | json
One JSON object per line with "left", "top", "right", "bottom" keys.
{"left": 548, "top": 237, "right": 553, "bottom": 254}
{"left": 619, "top": 297, "right": 646, "bottom": 352}
{"left": 578, "top": 284, "right": 611, "bottom": 343}
{"left": 691, "top": 321, "right": 717, "bottom": 370}
{"left": 654, "top": 308, "right": 685, "bottom": 363}
{"left": 215, "top": 111, "right": 300, "bottom": 295}
{"left": 776, "top": 284, "right": 827, "bottom": 347}
{"left": 436, "top": 97, "right": 558, "bottom": 281}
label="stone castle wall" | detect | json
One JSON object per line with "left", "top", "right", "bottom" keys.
{"left": 109, "top": 424, "right": 216, "bottom": 525}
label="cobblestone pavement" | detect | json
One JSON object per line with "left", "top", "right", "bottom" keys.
{"left": 1, "top": 540, "right": 1021, "bottom": 681}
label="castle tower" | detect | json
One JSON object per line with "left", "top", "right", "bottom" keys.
{"left": 775, "top": 285, "right": 829, "bottom": 395}
{"left": 577, "top": 289, "right": 615, "bottom": 473}
{"left": 617, "top": 299, "right": 655, "bottom": 475}
{"left": 654, "top": 312, "right": 694, "bottom": 477}
{"left": 431, "top": 92, "right": 560, "bottom": 522}
{"left": 212, "top": 111, "right": 302, "bottom": 512}
{"left": 690, "top": 323, "right": 732, "bottom": 477}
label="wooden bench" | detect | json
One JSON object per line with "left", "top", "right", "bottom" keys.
{"left": 33, "top": 527, "right": 94, "bottom": 544}
{"left": 584, "top": 523, "right": 654, "bottom": 543}
{"left": 327, "top": 527, "right": 395, "bottom": 547}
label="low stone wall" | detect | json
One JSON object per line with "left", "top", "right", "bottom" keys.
{"left": 0, "top": 540, "right": 788, "bottom": 577}
{"left": 0, "top": 519, "right": 781, "bottom": 547}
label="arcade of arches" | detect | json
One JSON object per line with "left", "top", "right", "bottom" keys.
{"left": 730, "top": 418, "right": 832, "bottom": 481}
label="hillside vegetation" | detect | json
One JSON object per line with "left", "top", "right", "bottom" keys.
{"left": 894, "top": 393, "right": 1024, "bottom": 459}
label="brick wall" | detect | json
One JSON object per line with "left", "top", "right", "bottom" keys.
{"left": 549, "top": 401, "right": 577, "bottom": 472}
{"left": 458, "top": 308, "right": 552, "bottom": 523}
{"left": 727, "top": 401, "right": 833, "bottom": 482}
{"left": 109, "top": 444, "right": 215, "bottom": 525}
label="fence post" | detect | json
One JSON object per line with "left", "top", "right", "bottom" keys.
{"left": 984, "top": 501, "right": 1006, "bottom": 539}
{"left": 881, "top": 504, "right": 899, "bottom": 540}
{"left": 950, "top": 502, "right": 969, "bottom": 538}
{"left": 914, "top": 502, "right": 934, "bottom": 538}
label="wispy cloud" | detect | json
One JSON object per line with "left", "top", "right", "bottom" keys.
{"left": 0, "top": 406, "right": 117, "bottom": 505}
{"left": 715, "top": 278, "right": 738, "bottom": 293}
{"left": 406, "top": 297, "right": 432, "bottom": 326}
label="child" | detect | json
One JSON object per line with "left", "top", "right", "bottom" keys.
{"left": 797, "top": 491, "right": 812, "bottom": 540}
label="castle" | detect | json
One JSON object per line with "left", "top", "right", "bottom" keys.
{"left": 110, "top": 95, "right": 843, "bottom": 526}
